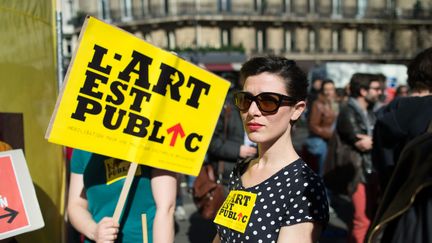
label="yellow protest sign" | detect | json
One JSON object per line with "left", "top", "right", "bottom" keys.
{"left": 46, "top": 16, "right": 230, "bottom": 176}
{"left": 214, "top": 190, "right": 257, "bottom": 233}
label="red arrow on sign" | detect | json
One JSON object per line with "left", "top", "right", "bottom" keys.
{"left": 0, "top": 207, "right": 19, "bottom": 224}
{"left": 166, "top": 123, "right": 185, "bottom": 147}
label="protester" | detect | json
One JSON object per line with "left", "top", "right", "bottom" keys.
{"left": 368, "top": 46, "right": 432, "bottom": 243}
{"left": 394, "top": 84, "right": 409, "bottom": 98}
{"left": 373, "top": 48, "right": 432, "bottom": 190}
{"left": 335, "top": 73, "right": 382, "bottom": 243}
{"left": 67, "top": 149, "right": 177, "bottom": 243}
{"left": 213, "top": 56, "right": 329, "bottom": 243}
{"left": 305, "top": 79, "right": 338, "bottom": 175}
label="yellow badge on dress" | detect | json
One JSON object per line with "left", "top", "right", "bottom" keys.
{"left": 213, "top": 190, "right": 257, "bottom": 233}
{"left": 104, "top": 158, "right": 142, "bottom": 185}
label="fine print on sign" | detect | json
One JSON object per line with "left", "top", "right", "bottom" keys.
{"left": 0, "top": 150, "right": 44, "bottom": 240}
{"left": 46, "top": 16, "right": 230, "bottom": 176}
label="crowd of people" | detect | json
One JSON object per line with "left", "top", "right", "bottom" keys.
{"left": 61, "top": 47, "right": 432, "bottom": 243}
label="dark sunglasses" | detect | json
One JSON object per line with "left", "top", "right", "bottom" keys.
{"left": 233, "top": 91, "right": 298, "bottom": 113}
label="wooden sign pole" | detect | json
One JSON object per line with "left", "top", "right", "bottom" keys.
{"left": 112, "top": 162, "right": 138, "bottom": 223}
{"left": 142, "top": 214, "right": 148, "bottom": 243}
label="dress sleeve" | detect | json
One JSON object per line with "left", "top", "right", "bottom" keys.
{"left": 282, "top": 172, "right": 329, "bottom": 226}
{"left": 70, "top": 149, "right": 92, "bottom": 174}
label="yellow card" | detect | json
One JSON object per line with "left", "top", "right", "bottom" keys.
{"left": 45, "top": 16, "right": 230, "bottom": 176}
{"left": 214, "top": 190, "right": 257, "bottom": 233}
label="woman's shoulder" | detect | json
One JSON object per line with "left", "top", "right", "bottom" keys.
{"left": 285, "top": 159, "right": 325, "bottom": 189}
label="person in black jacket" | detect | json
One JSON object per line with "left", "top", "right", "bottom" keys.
{"left": 368, "top": 47, "right": 432, "bottom": 243}
{"left": 336, "top": 73, "right": 382, "bottom": 243}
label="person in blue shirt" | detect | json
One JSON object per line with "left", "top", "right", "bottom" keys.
{"left": 67, "top": 149, "right": 176, "bottom": 243}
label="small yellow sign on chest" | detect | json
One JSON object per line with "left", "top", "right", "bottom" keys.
{"left": 214, "top": 190, "right": 257, "bottom": 233}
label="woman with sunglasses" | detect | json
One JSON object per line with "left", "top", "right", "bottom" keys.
{"left": 213, "top": 56, "right": 329, "bottom": 243}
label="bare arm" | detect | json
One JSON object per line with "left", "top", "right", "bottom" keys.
{"left": 277, "top": 222, "right": 322, "bottom": 243}
{"left": 67, "top": 173, "right": 119, "bottom": 243}
{"left": 151, "top": 169, "right": 177, "bottom": 243}
{"left": 212, "top": 233, "right": 221, "bottom": 243}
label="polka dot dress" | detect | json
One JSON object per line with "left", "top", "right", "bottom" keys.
{"left": 215, "top": 158, "right": 329, "bottom": 242}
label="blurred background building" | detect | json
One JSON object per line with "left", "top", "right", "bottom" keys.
{"left": 60, "top": 0, "right": 432, "bottom": 76}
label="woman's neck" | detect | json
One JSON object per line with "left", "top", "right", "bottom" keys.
{"left": 256, "top": 131, "right": 299, "bottom": 169}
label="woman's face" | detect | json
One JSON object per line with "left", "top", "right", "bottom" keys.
{"left": 322, "top": 82, "right": 336, "bottom": 99}
{"left": 240, "top": 72, "right": 305, "bottom": 144}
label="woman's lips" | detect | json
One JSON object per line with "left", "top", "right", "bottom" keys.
{"left": 247, "top": 123, "right": 263, "bottom": 131}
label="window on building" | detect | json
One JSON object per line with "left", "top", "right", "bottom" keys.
{"left": 218, "top": 0, "right": 231, "bottom": 12}
{"left": 256, "top": 28, "right": 267, "bottom": 52}
{"left": 356, "top": 29, "right": 366, "bottom": 52}
{"left": 308, "top": 29, "right": 317, "bottom": 52}
{"left": 331, "top": 29, "right": 341, "bottom": 52}
{"left": 141, "top": 0, "right": 149, "bottom": 16}
{"left": 254, "top": 0, "right": 266, "bottom": 14}
{"left": 166, "top": 30, "right": 176, "bottom": 50}
{"left": 164, "top": 0, "right": 170, "bottom": 15}
{"left": 221, "top": 28, "right": 232, "bottom": 47}
{"left": 122, "top": 0, "right": 133, "bottom": 20}
{"left": 357, "top": 0, "right": 367, "bottom": 18}
{"left": 284, "top": 28, "right": 295, "bottom": 52}
{"left": 99, "top": 0, "right": 111, "bottom": 21}
{"left": 308, "top": 0, "right": 316, "bottom": 14}
{"left": 332, "top": 0, "right": 342, "bottom": 17}
{"left": 283, "top": 0, "right": 292, "bottom": 13}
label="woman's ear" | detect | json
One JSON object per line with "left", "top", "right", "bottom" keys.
{"left": 290, "top": 101, "right": 306, "bottom": 121}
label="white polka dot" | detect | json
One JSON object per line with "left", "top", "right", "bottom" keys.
{"left": 246, "top": 236, "right": 250, "bottom": 240}
{"left": 263, "top": 205, "right": 268, "bottom": 209}
{"left": 267, "top": 234, "right": 272, "bottom": 238}
{"left": 275, "top": 208, "right": 280, "bottom": 212}
{"left": 253, "top": 231, "right": 258, "bottom": 235}
{"left": 304, "top": 182, "right": 309, "bottom": 187}
{"left": 290, "top": 216, "right": 295, "bottom": 219}
{"left": 278, "top": 216, "right": 283, "bottom": 221}
{"left": 272, "top": 200, "right": 276, "bottom": 204}
{"left": 258, "top": 217, "right": 262, "bottom": 222}
{"left": 274, "top": 176, "right": 279, "bottom": 180}
{"left": 258, "top": 240, "right": 263, "bottom": 243}
{"left": 302, "top": 196, "right": 307, "bottom": 201}
{"left": 299, "top": 209, "right": 304, "bottom": 213}
{"left": 258, "top": 192, "right": 262, "bottom": 196}
{"left": 276, "top": 182, "right": 281, "bottom": 186}
{"left": 267, "top": 187, "right": 271, "bottom": 191}
{"left": 254, "top": 210, "right": 259, "bottom": 214}
{"left": 290, "top": 198, "right": 294, "bottom": 202}
{"left": 294, "top": 204, "right": 298, "bottom": 208}
{"left": 266, "top": 213, "right": 271, "bottom": 217}
{"left": 287, "top": 183, "right": 291, "bottom": 187}
{"left": 284, "top": 171, "right": 288, "bottom": 175}
{"left": 296, "top": 218, "right": 301, "bottom": 222}
{"left": 296, "top": 190, "right": 301, "bottom": 195}
{"left": 249, "top": 222, "right": 253, "bottom": 227}
{"left": 295, "top": 179, "right": 299, "bottom": 183}
{"left": 271, "top": 221, "right": 275, "bottom": 225}
{"left": 260, "top": 198, "right": 265, "bottom": 202}
{"left": 261, "top": 226, "right": 266, "bottom": 230}
{"left": 269, "top": 193, "right": 274, "bottom": 197}
{"left": 280, "top": 195, "right": 285, "bottom": 199}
